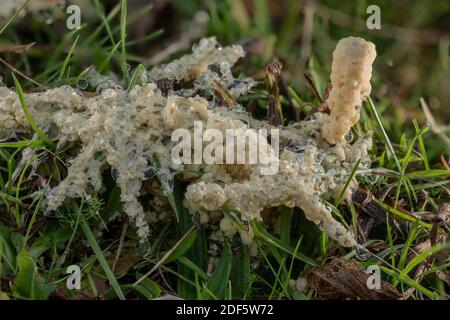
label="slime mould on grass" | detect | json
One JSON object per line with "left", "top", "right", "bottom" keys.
{"left": 0, "top": 36, "right": 376, "bottom": 248}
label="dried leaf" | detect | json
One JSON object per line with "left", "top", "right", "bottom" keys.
{"left": 440, "top": 154, "right": 450, "bottom": 171}
{"left": 264, "top": 61, "right": 284, "bottom": 125}
{"left": 214, "top": 80, "right": 237, "bottom": 108}
{"left": 264, "top": 95, "right": 283, "bottom": 126}
{"left": 112, "top": 254, "right": 141, "bottom": 277}
{"left": 307, "top": 257, "right": 401, "bottom": 300}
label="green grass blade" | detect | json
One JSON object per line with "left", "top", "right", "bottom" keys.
{"left": 203, "top": 241, "right": 232, "bottom": 299}
{"left": 406, "top": 169, "right": 450, "bottom": 179}
{"left": 380, "top": 266, "right": 439, "bottom": 300}
{"left": 413, "top": 119, "right": 430, "bottom": 171}
{"left": 374, "top": 199, "right": 432, "bottom": 230}
{"left": 252, "top": 220, "right": 319, "bottom": 267}
{"left": 127, "top": 64, "right": 146, "bottom": 92}
{"left": 120, "top": 0, "right": 130, "bottom": 85}
{"left": 401, "top": 242, "right": 450, "bottom": 278}
{"left": 335, "top": 158, "right": 361, "bottom": 206}
{"left": 279, "top": 207, "right": 293, "bottom": 247}
{"left": 165, "top": 229, "right": 199, "bottom": 264}
{"left": 58, "top": 34, "right": 80, "bottom": 81}
{"left": 367, "top": 97, "right": 401, "bottom": 171}
{"left": 99, "top": 41, "right": 122, "bottom": 73}
{"left": 80, "top": 219, "right": 125, "bottom": 300}
{"left": 93, "top": 0, "right": 116, "bottom": 45}
{"left": 0, "top": 0, "right": 30, "bottom": 35}
{"left": 12, "top": 74, "right": 54, "bottom": 148}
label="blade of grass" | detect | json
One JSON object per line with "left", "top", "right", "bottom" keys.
{"left": 177, "top": 257, "right": 208, "bottom": 281}
{"left": 230, "top": 245, "right": 251, "bottom": 299}
{"left": 153, "top": 155, "right": 179, "bottom": 222}
{"left": 133, "top": 226, "right": 195, "bottom": 286}
{"left": 252, "top": 220, "right": 319, "bottom": 267}
{"left": 93, "top": 0, "right": 116, "bottom": 45}
{"left": 0, "top": 191, "right": 23, "bottom": 205}
{"left": 380, "top": 266, "right": 439, "bottom": 299}
{"left": 279, "top": 207, "right": 293, "bottom": 246}
{"left": 374, "top": 198, "right": 432, "bottom": 230}
{"left": 0, "top": 0, "right": 30, "bottom": 35}
{"left": 347, "top": 200, "right": 358, "bottom": 242}
{"left": 85, "top": 3, "right": 121, "bottom": 45}
{"left": 406, "top": 169, "right": 450, "bottom": 179}
{"left": 385, "top": 213, "right": 395, "bottom": 266}
{"left": 401, "top": 242, "right": 450, "bottom": 278}
{"left": 203, "top": 241, "right": 232, "bottom": 299}
{"left": 0, "top": 57, "right": 45, "bottom": 88}
{"left": 367, "top": 97, "right": 401, "bottom": 171}
{"left": 99, "top": 41, "right": 121, "bottom": 73}
{"left": 0, "top": 140, "right": 44, "bottom": 149}
{"left": 393, "top": 224, "right": 419, "bottom": 287}
{"left": 125, "top": 29, "right": 163, "bottom": 47}
{"left": 120, "top": 0, "right": 130, "bottom": 85}
{"left": 80, "top": 218, "right": 125, "bottom": 300}
{"left": 164, "top": 229, "right": 199, "bottom": 264}
{"left": 58, "top": 34, "right": 80, "bottom": 81}
{"left": 413, "top": 119, "right": 430, "bottom": 171}
{"left": 12, "top": 74, "right": 54, "bottom": 148}
{"left": 281, "top": 236, "right": 303, "bottom": 299}
{"left": 335, "top": 158, "right": 361, "bottom": 206}
{"left": 127, "top": 64, "right": 146, "bottom": 92}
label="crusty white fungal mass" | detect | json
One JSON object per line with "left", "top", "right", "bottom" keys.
{"left": 0, "top": 37, "right": 375, "bottom": 247}
{"left": 321, "top": 37, "right": 376, "bottom": 144}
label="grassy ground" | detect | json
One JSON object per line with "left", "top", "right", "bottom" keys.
{"left": 0, "top": 0, "right": 449, "bottom": 300}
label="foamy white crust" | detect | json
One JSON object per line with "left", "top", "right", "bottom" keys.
{"left": 321, "top": 37, "right": 376, "bottom": 144}
{"left": 0, "top": 37, "right": 375, "bottom": 247}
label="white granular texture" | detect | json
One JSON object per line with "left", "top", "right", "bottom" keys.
{"left": 183, "top": 112, "right": 371, "bottom": 247}
{"left": 321, "top": 37, "right": 376, "bottom": 144}
{"left": 0, "top": 37, "right": 375, "bottom": 247}
{"left": 149, "top": 37, "right": 245, "bottom": 82}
